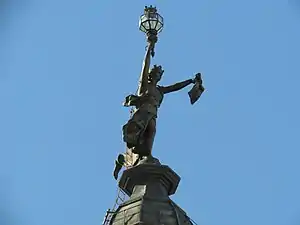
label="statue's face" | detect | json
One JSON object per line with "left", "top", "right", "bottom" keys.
{"left": 148, "top": 65, "right": 164, "bottom": 83}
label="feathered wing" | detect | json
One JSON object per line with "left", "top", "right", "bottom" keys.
{"left": 124, "top": 147, "right": 139, "bottom": 168}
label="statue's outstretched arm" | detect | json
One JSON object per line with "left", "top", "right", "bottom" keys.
{"left": 160, "top": 79, "right": 194, "bottom": 94}
{"left": 137, "top": 41, "right": 155, "bottom": 95}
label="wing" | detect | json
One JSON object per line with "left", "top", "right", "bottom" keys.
{"left": 124, "top": 147, "right": 139, "bottom": 168}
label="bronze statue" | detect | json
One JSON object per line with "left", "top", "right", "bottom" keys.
{"left": 113, "top": 34, "right": 204, "bottom": 179}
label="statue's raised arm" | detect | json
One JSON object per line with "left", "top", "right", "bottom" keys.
{"left": 137, "top": 36, "right": 157, "bottom": 95}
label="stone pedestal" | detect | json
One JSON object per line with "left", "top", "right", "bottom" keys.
{"left": 108, "top": 157, "right": 194, "bottom": 225}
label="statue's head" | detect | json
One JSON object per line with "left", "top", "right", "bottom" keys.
{"left": 148, "top": 65, "right": 164, "bottom": 83}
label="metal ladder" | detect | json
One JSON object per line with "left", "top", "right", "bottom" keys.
{"left": 102, "top": 187, "right": 128, "bottom": 225}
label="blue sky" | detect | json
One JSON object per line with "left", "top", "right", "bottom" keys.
{"left": 0, "top": 0, "right": 299, "bottom": 225}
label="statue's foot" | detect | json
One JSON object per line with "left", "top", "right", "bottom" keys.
{"left": 131, "top": 142, "right": 151, "bottom": 156}
{"left": 127, "top": 143, "right": 135, "bottom": 150}
{"left": 131, "top": 146, "right": 139, "bottom": 154}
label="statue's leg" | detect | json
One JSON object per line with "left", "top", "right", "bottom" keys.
{"left": 143, "top": 118, "right": 156, "bottom": 156}
{"left": 123, "top": 121, "right": 143, "bottom": 148}
{"left": 123, "top": 112, "right": 147, "bottom": 148}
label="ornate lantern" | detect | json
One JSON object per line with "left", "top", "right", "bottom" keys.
{"left": 139, "top": 5, "right": 164, "bottom": 36}
{"left": 139, "top": 6, "right": 163, "bottom": 57}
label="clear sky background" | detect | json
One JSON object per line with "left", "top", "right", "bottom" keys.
{"left": 0, "top": 0, "right": 299, "bottom": 225}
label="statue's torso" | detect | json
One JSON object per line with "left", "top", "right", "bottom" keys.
{"left": 138, "top": 85, "right": 164, "bottom": 116}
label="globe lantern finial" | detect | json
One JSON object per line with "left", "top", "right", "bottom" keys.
{"left": 139, "top": 5, "right": 164, "bottom": 36}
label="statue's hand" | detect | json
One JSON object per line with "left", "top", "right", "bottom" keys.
{"left": 147, "top": 33, "right": 157, "bottom": 45}
{"left": 193, "top": 73, "right": 202, "bottom": 84}
{"left": 147, "top": 34, "right": 157, "bottom": 55}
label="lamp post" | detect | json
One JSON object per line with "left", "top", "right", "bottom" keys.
{"left": 139, "top": 5, "right": 164, "bottom": 57}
